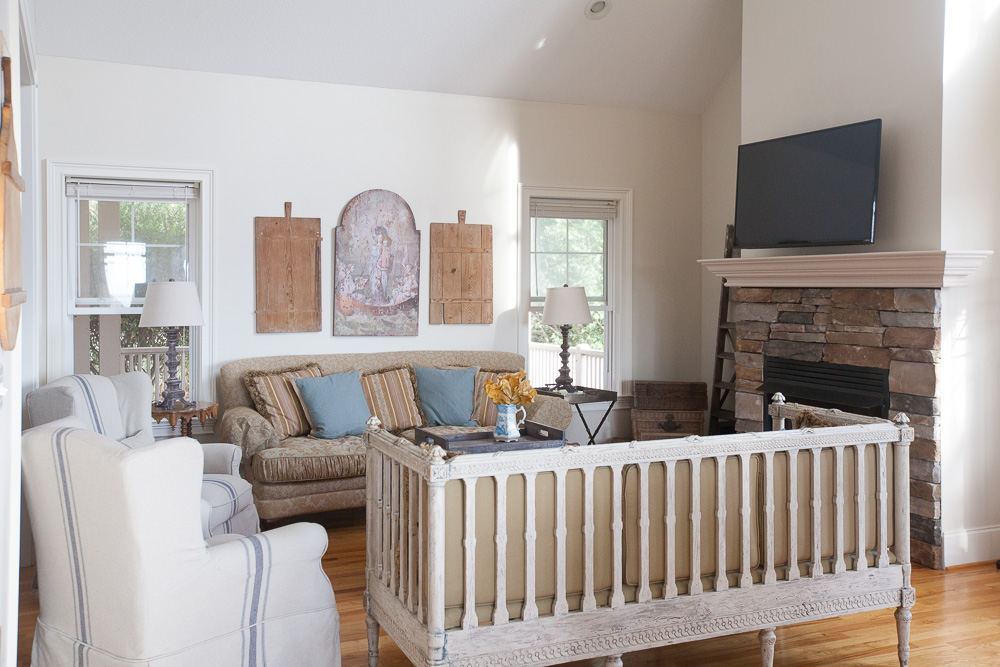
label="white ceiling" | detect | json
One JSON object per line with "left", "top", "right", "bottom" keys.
{"left": 34, "top": 0, "right": 742, "bottom": 114}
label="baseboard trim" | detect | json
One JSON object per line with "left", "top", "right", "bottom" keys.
{"left": 944, "top": 524, "right": 1000, "bottom": 566}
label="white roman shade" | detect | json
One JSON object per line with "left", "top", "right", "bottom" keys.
{"left": 66, "top": 178, "right": 199, "bottom": 202}
{"left": 529, "top": 198, "right": 617, "bottom": 220}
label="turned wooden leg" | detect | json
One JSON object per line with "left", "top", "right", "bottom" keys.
{"left": 604, "top": 655, "right": 623, "bottom": 667}
{"left": 366, "top": 612, "right": 380, "bottom": 666}
{"left": 895, "top": 606, "right": 912, "bottom": 667}
{"left": 759, "top": 628, "right": 776, "bottom": 667}
{"left": 364, "top": 591, "right": 380, "bottom": 667}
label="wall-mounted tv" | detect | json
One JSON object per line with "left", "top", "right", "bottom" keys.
{"left": 733, "top": 119, "right": 882, "bottom": 249}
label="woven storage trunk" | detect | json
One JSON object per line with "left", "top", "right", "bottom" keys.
{"left": 631, "top": 409, "right": 704, "bottom": 440}
{"left": 632, "top": 381, "right": 707, "bottom": 411}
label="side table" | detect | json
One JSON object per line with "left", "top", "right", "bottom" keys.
{"left": 151, "top": 401, "right": 218, "bottom": 438}
{"left": 537, "top": 386, "right": 618, "bottom": 445}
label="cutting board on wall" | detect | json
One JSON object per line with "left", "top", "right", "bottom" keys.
{"left": 0, "top": 55, "right": 26, "bottom": 351}
{"left": 429, "top": 210, "right": 493, "bottom": 324}
{"left": 254, "top": 202, "right": 322, "bottom": 333}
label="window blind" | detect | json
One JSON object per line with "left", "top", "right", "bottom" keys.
{"left": 66, "top": 178, "right": 199, "bottom": 202}
{"left": 529, "top": 198, "right": 617, "bottom": 220}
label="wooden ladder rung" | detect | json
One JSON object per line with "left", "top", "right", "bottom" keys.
{"left": 709, "top": 224, "right": 739, "bottom": 435}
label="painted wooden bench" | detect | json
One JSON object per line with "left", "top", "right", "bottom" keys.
{"left": 363, "top": 396, "right": 914, "bottom": 666}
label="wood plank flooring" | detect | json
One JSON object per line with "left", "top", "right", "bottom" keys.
{"left": 17, "top": 508, "right": 1000, "bottom": 665}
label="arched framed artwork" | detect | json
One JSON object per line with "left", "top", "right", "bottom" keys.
{"left": 334, "top": 189, "right": 420, "bottom": 336}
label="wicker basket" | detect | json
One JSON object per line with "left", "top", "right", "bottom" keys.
{"left": 631, "top": 409, "right": 704, "bottom": 440}
{"left": 632, "top": 381, "right": 707, "bottom": 411}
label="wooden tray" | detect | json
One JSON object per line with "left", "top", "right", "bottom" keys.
{"left": 414, "top": 421, "right": 564, "bottom": 454}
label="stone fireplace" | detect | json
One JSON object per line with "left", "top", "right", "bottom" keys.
{"left": 700, "top": 250, "right": 991, "bottom": 569}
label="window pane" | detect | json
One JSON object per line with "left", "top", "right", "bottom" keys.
{"left": 568, "top": 253, "right": 605, "bottom": 301}
{"left": 534, "top": 253, "right": 568, "bottom": 297}
{"left": 145, "top": 246, "right": 188, "bottom": 284}
{"left": 527, "top": 310, "right": 607, "bottom": 390}
{"left": 87, "top": 201, "right": 99, "bottom": 243}
{"left": 532, "top": 217, "right": 567, "bottom": 252}
{"left": 132, "top": 201, "right": 188, "bottom": 245}
{"left": 568, "top": 218, "right": 605, "bottom": 253}
{"left": 77, "top": 246, "right": 111, "bottom": 300}
{"left": 76, "top": 242, "right": 187, "bottom": 305}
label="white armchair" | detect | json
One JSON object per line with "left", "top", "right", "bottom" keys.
{"left": 22, "top": 424, "right": 341, "bottom": 666}
{"left": 26, "top": 372, "right": 259, "bottom": 537}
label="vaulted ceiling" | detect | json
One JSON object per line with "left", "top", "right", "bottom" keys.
{"left": 35, "top": 0, "right": 741, "bottom": 113}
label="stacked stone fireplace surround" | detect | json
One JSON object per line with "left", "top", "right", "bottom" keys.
{"left": 729, "top": 286, "right": 943, "bottom": 568}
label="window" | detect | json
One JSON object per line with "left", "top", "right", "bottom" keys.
{"left": 521, "top": 189, "right": 632, "bottom": 394}
{"left": 65, "top": 178, "right": 200, "bottom": 401}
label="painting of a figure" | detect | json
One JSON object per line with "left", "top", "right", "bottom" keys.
{"left": 334, "top": 189, "right": 420, "bottom": 336}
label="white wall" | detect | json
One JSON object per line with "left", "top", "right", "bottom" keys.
{"left": 741, "top": 0, "right": 946, "bottom": 253}
{"left": 36, "top": 56, "right": 704, "bottom": 439}
{"left": 939, "top": 0, "right": 1000, "bottom": 565}
{"left": 700, "top": 64, "right": 742, "bottom": 404}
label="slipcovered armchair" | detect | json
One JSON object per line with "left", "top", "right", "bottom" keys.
{"left": 26, "top": 372, "right": 259, "bottom": 537}
{"left": 22, "top": 424, "right": 341, "bottom": 666}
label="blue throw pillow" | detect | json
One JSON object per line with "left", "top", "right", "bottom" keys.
{"left": 413, "top": 366, "right": 477, "bottom": 427}
{"left": 293, "top": 370, "right": 372, "bottom": 439}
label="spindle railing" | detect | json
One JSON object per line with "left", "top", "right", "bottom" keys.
{"left": 364, "top": 397, "right": 914, "bottom": 667}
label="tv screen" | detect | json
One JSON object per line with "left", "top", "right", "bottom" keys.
{"left": 733, "top": 119, "right": 882, "bottom": 249}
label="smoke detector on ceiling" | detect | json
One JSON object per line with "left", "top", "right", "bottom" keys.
{"left": 585, "top": 0, "right": 612, "bottom": 20}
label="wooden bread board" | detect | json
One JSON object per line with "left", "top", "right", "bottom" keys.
{"left": 429, "top": 210, "right": 493, "bottom": 324}
{"left": 254, "top": 202, "right": 322, "bottom": 333}
{"left": 0, "top": 56, "right": 25, "bottom": 351}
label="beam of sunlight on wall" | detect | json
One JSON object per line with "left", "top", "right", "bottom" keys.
{"left": 944, "top": 0, "right": 999, "bottom": 81}
{"left": 941, "top": 307, "right": 968, "bottom": 531}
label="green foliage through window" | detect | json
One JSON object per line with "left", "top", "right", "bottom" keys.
{"left": 530, "top": 311, "right": 605, "bottom": 350}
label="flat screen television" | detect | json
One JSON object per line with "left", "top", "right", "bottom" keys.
{"left": 733, "top": 119, "right": 882, "bottom": 249}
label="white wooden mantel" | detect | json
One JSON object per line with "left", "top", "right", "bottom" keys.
{"left": 698, "top": 250, "right": 992, "bottom": 288}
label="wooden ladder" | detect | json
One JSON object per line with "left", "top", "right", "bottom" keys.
{"left": 708, "top": 224, "right": 739, "bottom": 434}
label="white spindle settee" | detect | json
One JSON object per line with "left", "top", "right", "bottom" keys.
{"left": 363, "top": 397, "right": 915, "bottom": 667}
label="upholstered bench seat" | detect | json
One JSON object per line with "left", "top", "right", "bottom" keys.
{"left": 252, "top": 436, "right": 367, "bottom": 483}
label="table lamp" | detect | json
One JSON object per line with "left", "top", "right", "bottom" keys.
{"left": 139, "top": 279, "right": 205, "bottom": 409}
{"left": 541, "top": 285, "right": 592, "bottom": 393}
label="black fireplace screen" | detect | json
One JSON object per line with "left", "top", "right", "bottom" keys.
{"left": 761, "top": 356, "right": 889, "bottom": 428}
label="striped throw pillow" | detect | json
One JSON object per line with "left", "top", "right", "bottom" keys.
{"left": 244, "top": 364, "right": 323, "bottom": 440}
{"left": 361, "top": 367, "right": 423, "bottom": 433}
{"left": 472, "top": 369, "right": 520, "bottom": 427}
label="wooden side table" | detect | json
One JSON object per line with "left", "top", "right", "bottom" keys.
{"left": 151, "top": 401, "right": 218, "bottom": 438}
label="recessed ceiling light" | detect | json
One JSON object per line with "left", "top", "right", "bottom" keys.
{"left": 585, "top": 0, "right": 612, "bottom": 21}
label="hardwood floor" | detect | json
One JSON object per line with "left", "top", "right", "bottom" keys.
{"left": 17, "top": 508, "right": 1000, "bottom": 666}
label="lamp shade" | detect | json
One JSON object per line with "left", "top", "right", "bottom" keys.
{"left": 541, "top": 286, "right": 592, "bottom": 326}
{"left": 139, "top": 281, "right": 206, "bottom": 328}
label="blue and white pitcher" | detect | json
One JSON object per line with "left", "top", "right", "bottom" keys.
{"left": 494, "top": 403, "right": 527, "bottom": 442}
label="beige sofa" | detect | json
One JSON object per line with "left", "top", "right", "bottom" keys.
{"left": 218, "top": 350, "right": 572, "bottom": 521}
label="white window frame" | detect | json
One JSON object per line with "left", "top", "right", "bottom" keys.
{"left": 66, "top": 179, "right": 199, "bottom": 314}
{"left": 45, "top": 162, "right": 216, "bottom": 401}
{"left": 518, "top": 184, "right": 633, "bottom": 398}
